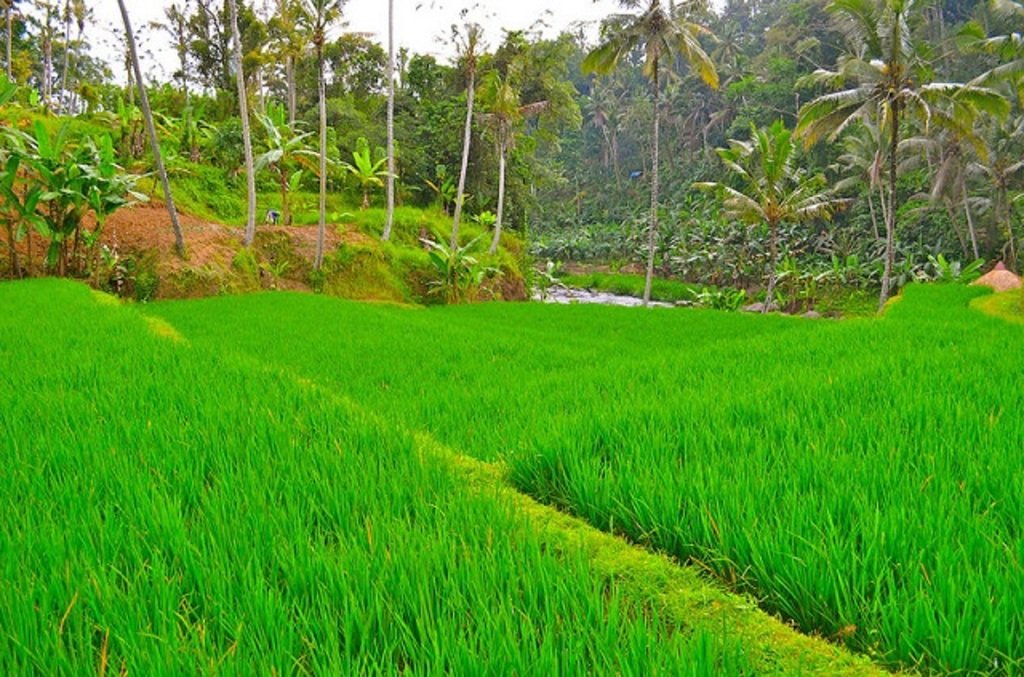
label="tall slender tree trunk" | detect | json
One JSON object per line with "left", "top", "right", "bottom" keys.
{"left": 315, "top": 45, "right": 326, "bottom": 270}
{"left": 999, "top": 185, "right": 1018, "bottom": 268}
{"left": 6, "top": 224, "right": 20, "bottom": 277}
{"left": 280, "top": 173, "right": 291, "bottom": 227}
{"left": 490, "top": 137, "right": 507, "bottom": 254}
{"left": 5, "top": 2, "right": 12, "bottom": 81}
{"left": 58, "top": 0, "right": 70, "bottom": 113}
{"left": 228, "top": 0, "right": 256, "bottom": 246}
{"left": 383, "top": 0, "right": 395, "bottom": 241}
{"left": 117, "top": 0, "right": 185, "bottom": 258}
{"left": 866, "top": 189, "right": 880, "bottom": 241}
{"left": 451, "top": 68, "right": 475, "bottom": 249}
{"left": 943, "top": 199, "right": 969, "bottom": 259}
{"left": 286, "top": 56, "right": 296, "bottom": 125}
{"left": 643, "top": 58, "right": 660, "bottom": 307}
{"left": 763, "top": 220, "right": 778, "bottom": 313}
{"left": 42, "top": 5, "right": 53, "bottom": 109}
{"left": 961, "top": 181, "right": 979, "bottom": 260}
{"left": 880, "top": 104, "right": 899, "bottom": 311}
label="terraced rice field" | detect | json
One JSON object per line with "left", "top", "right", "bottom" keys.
{"left": 2, "top": 279, "right": 1022, "bottom": 673}
{"left": 0, "top": 279, "right": 871, "bottom": 674}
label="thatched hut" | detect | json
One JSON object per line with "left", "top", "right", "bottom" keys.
{"left": 972, "top": 262, "right": 1022, "bottom": 292}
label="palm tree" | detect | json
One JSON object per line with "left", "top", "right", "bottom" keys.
{"left": 255, "top": 107, "right": 314, "bottom": 226}
{"left": 479, "top": 69, "right": 521, "bottom": 254}
{"left": 900, "top": 128, "right": 982, "bottom": 260}
{"left": 583, "top": 0, "right": 718, "bottom": 306}
{"left": 964, "top": 0, "right": 1024, "bottom": 85}
{"left": 270, "top": 0, "right": 304, "bottom": 125}
{"left": 116, "top": 0, "right": 185, "bottom": 258}
{"left": 227, "top": 0, "right": 257, "bottom": 246}
{"left": 696, "top": 121, "right": 844, "bottom": 310}
{"left": 796, "top": 0, "right": 1007, "bottom": 309}
{"left": 382, "top": 0, "right": 395, "bottom": 241}
{"left": 833, "top": 119, "right": 886, "bottom": 242}
{"left": 970, "top": 114, "right": 1024, "bottom": 267}
{"left": 450, "top": 22, "right": 482, "bottom": 250}
{"left": 299, "top": 0, "right": 343, "bottom": 270}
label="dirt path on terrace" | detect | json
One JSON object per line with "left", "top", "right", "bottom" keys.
{"left": 98, "top": 202, "right": 373, "bottom": 274}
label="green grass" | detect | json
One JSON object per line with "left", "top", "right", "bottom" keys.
{"left": 3, "top": 279, "right": 888, "bottom": 673}
{"left": 147, "top": 283, "right": 1024, "bottom": 674}
{"left": 971, "top": 288, "right": 1024, "bottom": 324}
{"left": 561, "top": 272, "right": 700, "bottom": 302}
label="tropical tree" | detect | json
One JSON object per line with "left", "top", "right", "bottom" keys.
{"left": 382, "top": 0, "right": 395, "bottom": 241}
{"left": 227, "top": 0, "right": 256, "bottom": 245}
{"left": 154, "top": 2, "right": 192, "bottom": 107}
{"left": 255, "top": 106, "right": 314, "bottom": 226}
{"left": 116, "top": 0, "right": 185, "bottom": 257}
{"left": 56, "top": 0, "right": 86, "bottom": 114}
{"left": 970, "top": 114, "right": 1024, "bottom": 266}
{"left": 341, "top": 137, "right": 388, "bottom": 209}
{"left": 901, "top": 128, "right": 982, "bottom": 259}
{"left": 696, "top": 121, "right": 844, "bottom": 310}
{"left": 269, "top": 0, "right": 304, "bottom": 125}
{"left": 583, "top": 0, "right": 719, "bottom": 305}
{"left": 299, "top": 0, "right": 344, "bottom": 270}
{"left": 227, "top": 0, "right": 256, "bottom": 243}
{"left": 479, "top": 69, "right": 522, "bottom": 254}
{"left": 450, "top": 21, "right": 482, "bottom": 249}
{"left": 796, "top": 0, "right": 1007, "bottom": 309}
{"left": 833, "top": 119, "right": 886, "bottom": 242}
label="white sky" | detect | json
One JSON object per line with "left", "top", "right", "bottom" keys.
{"left": 89, "top": 0, "right": 624, "bottom": 83}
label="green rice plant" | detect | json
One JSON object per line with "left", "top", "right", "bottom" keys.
{"left": 149, "top": 283, "right": 1024, "bottom": 674}
{"left": 0, "top": 279, "right": 778, "bottom": 674}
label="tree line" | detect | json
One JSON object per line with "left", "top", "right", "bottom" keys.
{"left": 2, "top": 0, "right": 1023, "bottom": 309}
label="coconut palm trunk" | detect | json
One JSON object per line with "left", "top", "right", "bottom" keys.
{"left": 42, "top": 4, "right": 53, "bottom": 109}
{"left": 880, "top": 101, "right": 899, "bottom": 310}
{"left": 643, "top": 57, "right": 661, "bottom": 306}
{"left": 451, "top": 68, "right": 475, "bottom": 249}
{"left": 961, "top": 182, "right": 979, "bottom": 260}
{"left": 315, "top": 44, "right": 327, "bottom": 269}
{"left": 490, "top": 136, "right": 507, "bottom": 254}
{"left": 116, "top": 0, "right": 185, "bottom": 258}
{"left": 228, "top": 0, "right": 257, "bottom": 245}
{"left": 58, "top": 0, "right": 71, "bottom": 112}
{"left": 382, "top": 0, "right": 395, "bottom": 241}
{"left": 764, "top": 219, "right": 779, "bottom": 312}
{"left": 286, "top": 57, "right": 296, "bottom": 124}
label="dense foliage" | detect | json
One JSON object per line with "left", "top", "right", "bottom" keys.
{"left": 3, "top": 0, "right": 1024, "bottom": 307}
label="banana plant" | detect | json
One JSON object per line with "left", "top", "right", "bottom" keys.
{"left": 420, "top": 235, "right": 497, "bottom": 304}
{"left": 82, "top": 134, "right": 145, "bottom": 280}
{"left": 0, "top": 130, "right": 45, "bottom": 277}
{"left": 255, "top": 105, "right": 316, "bottom": 226}
{"left": 424, "top": 164, "right": 457, "bottom": 215}
{"left": 0, "top": 73, "right": 16, "bottom": 106}
{"left": 340, "top": 137, "right": 389, "bottom": 210}
{"left": 11, "top": 122, "right": 140, "bottom": 277}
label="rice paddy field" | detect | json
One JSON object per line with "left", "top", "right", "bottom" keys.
{"left": 2, "top": 279, "right": 1023, "bottom": 673}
